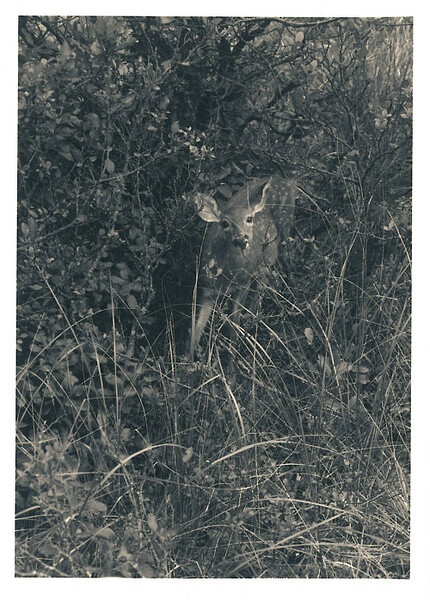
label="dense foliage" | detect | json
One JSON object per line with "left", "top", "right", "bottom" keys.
{"left": 16, "top": 16, "right": 411, "bottom": 578}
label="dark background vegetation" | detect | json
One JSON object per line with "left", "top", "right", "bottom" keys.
{"left": 16, "top": 16, "right": 411, "bottom": 578}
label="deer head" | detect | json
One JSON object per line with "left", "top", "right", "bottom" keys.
{"left": 195, "top": 178, "right": 272, "bottom": 251}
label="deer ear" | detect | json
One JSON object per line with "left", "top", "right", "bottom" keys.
{"left": 251, "top": 177, "right": 272, "bottom": 214}
{"left": 195, "top": 193, "right": 221, "bottom": 222}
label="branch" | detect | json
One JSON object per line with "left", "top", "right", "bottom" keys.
{"left": 232, "top": 17, "right": 345, "bottom": 29}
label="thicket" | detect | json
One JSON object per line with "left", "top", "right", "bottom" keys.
{"left": 16, "top": 16, "right": 411, "bottom": 578}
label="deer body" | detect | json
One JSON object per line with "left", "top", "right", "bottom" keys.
{"left": 190, "top": 176, "right": 296, "bottom": 360}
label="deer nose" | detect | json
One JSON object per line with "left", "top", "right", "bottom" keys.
{"left": 233, "top": 236, "right": 249, "bottom": 249}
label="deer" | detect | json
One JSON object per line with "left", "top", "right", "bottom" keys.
{"left": 189, "top": 175, "right": 296, "bottom": 361}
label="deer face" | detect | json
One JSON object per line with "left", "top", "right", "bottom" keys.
{"left": 195, "top": 178, "right": 271, "bottom": 253}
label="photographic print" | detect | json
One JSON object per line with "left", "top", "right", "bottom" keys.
{"left": 16, "top": 15, "right": 411, "bottom": 578}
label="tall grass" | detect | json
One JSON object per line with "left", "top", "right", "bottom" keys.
{"left": 16, "top": 179, "right": 410, "bottom": 578}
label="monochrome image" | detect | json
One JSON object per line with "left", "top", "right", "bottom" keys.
{"left": 16, "top": 16, "right": 411, "bottom": 578}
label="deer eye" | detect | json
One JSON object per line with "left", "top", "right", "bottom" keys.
{"left": 221, "top": 220, "right": 229, "bottom": 229}
{"left": 246, "top": 216, "right": 253, "bottom": 223}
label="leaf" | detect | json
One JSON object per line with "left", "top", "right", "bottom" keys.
{"left": 39, "top": 542, "right": 58, "bottom": 557}
{"left": 88, "top": 499, "right": 108, "bottom": 514}
{"left": 348, "top": 395, "right": 358, "bottom": 410}
{"left": 170, "top": 120, "right": 180, "bottom": 134}
{"left": 127, "top": 294, "right": 138, "bottom": 310}
{"left": 160, "top": 95, "right": 170, "bottom": 109}
{"left": 28, "top": 216, "right": 38, "bottom": 236}
{"left": 57, "top": 143, "right": 74, "bottom": 161}
{"left": 59, "top": 41, "right": 72, "bottom": 62}
{"left": 90, "top": 40, "right": 102, "bottom": 56}
{"left": 350, "top": 363, "right": 370, "bottom": 373}
{"left": 182, "top": 447, "right": 194, "bottom": 464}
{"left": 295, "top": 31, "right": 304, "bottom": 43}
{"left": 304, "top": 327, "right": 314, "bottom": 345}
{"left": 335, "top": 360, "right": 351, "bottom": 377}
{"left": 105, "top": 158, "right": 115, "bottom": 174}
{"left": 62, "top": 372, "right": 79, "bottom": 390}
{"left": 147, "top": 513, "right": 158, "bottom": 533}
{"left": 120, "top": 427, "right": 132, "bottom": 442}
{"left": 95, "top": 526, "right": 115, "bottom": 539}
{"left": 122, "top": 92, "right": 136, "bottom": 107}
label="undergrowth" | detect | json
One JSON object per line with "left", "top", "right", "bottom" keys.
{"left": 16, "top": 183, "right": 410, "bottom": 578}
